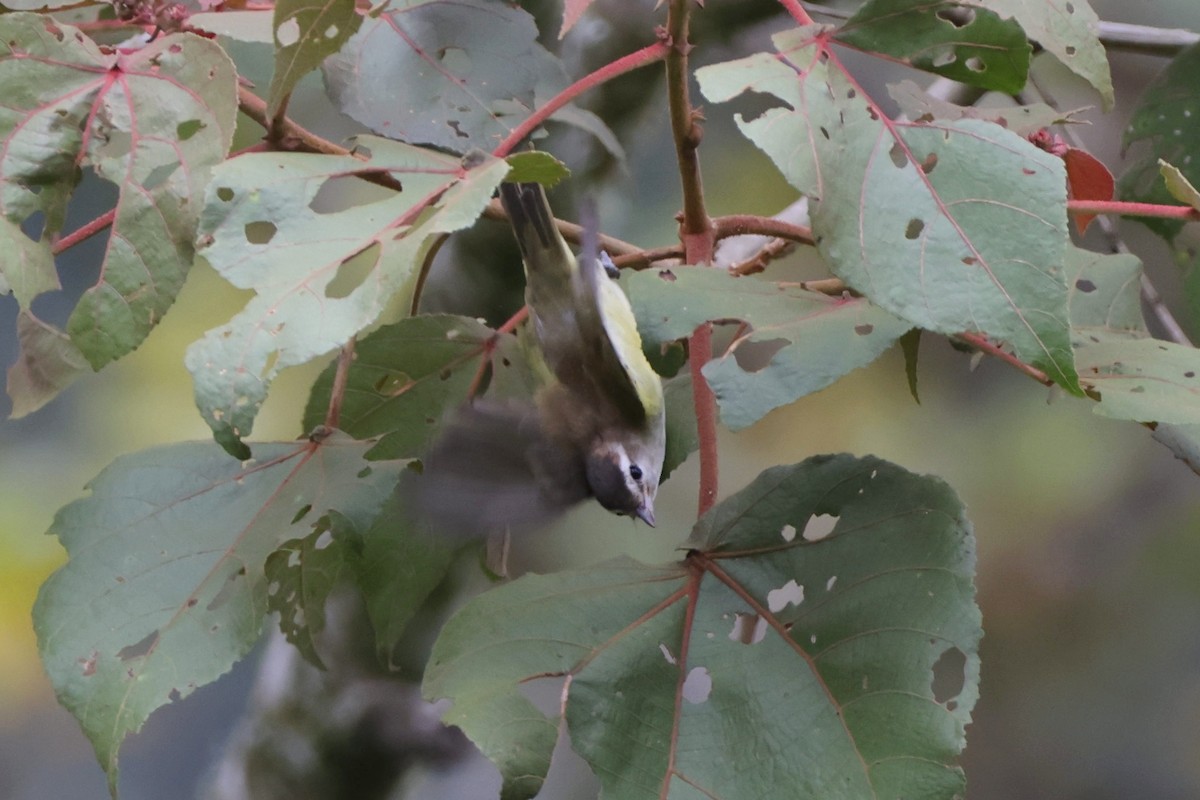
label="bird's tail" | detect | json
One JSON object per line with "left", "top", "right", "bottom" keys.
{"left": 498, "top": 182, "right": 573, "bottom": 283}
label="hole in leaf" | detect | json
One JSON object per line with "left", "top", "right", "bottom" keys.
{"left": 438, "top": 46, "right": 471, "bottom": 76}
{"left": 819, "top": 126, "right": 830, "bottom": 140}
{"left": 889, "top": 141, "right": 907, "bottom": 168}
{"left": 729, "top": 612, "right": 767, "bottom": 645}
{"left": 291, "top": 503, "right": 312, "bottom": 524}
{"left": 1075, "top": 279, "right": 1097, "bottom": 292}
{"left": 935, "top": 7, "right": 975, "bottom": 27}
{"left": 826, "top": 575, "right": 838, "bottom": 591}
{"left": 118, "top": 629, "right": 160, "bottom": 661}
{"left": 965, "top": 57, "right": 985, "bottom": 72}
{"left": 682, "top": 667, "right": 712, "bottom": 704}
{"left": 931, "top": 48, "right": 957, "bottom": 67}
{"left": 169, "top": 688, "right": 182, "bottom": 702}
{"left": 780, "top": 524, "right": 797, "bottom": 542}
{"left": 324, "top": 23, "right": 339, "bottom": 38}
{"left": 854, "top": 323, "right": 874, "bottom": 336}
{"left": 920, "top": 153, "right": 938, "bottom": 174}
{"left": 358, "top": 466, "right": 373, "bottom": 478}
{"left": 1066, "top": 1, "right": 1074, "bottom": 11}
{"left": 802, "top": 513, "right": 838, "bottom": 542}
{"left": 216, "top": 186, "right": 235, "bottom": 202}
{"left": 276, "top": 17, "right": 300, "bottom": 46}
{"left": 244, "top": 220, "right": 277, "bottom": 245}
{"left": 177, "top": 119, "right": 204, "bottom": 141}
{"left": 659, "top": 643, "right": 677, "bottom": 664}
{"left": 932, "top": 646, "right": 967, "bottom": 703}
{"left": 1185, "top": 371, "right": 1195, "bottom": 379}
{"left": 325, "top": 242, "right": 380, "bottom": 299}
{"left": 732, "top": 337, "right": 788, "bottom": 373}
{"left": 962, "top": 256, "right": 977, "bottom": 266}
{"left": 767, "top": 579, "right": 804, "bottom": 612}
{"left": 1065, "top": 45, "right": 1076, "bottom": 56}
{"left": 905, "top": 218, "right": 925, "bottom": 240}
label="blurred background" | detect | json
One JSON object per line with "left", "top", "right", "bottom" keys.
{"left": 3, "top": 0, "right": 1200, "bottom": 797}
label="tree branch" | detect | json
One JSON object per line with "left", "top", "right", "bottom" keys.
{"left": 51, "top": 209, "right": 115, "bottom": 255}
{"left": 1068, "top": 199, "right": 1200, "bottom": 222}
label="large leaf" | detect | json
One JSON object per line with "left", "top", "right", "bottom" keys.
{"left": 324, "top": 0, "right": 587, "bottom": 153}
{"left": 836, "top": 0, "right": 1031, "bottom": 94}
{"left": 1119, "top": 41, "right": 1200, "bottom": 243}
{"left": 185, "top": 139, "right": 509, "bottom": 458}
{"left": 302, "top": 314, "right": 536, "bottom": 460}
{"left": 33, "top": 435, "right": 402, "bottom": 793}
{"left": 626, "top": 266, "right": 910, "bottom": 429}
{"left": 1066, "top": 247, "right": 1200, "bottom": 425}
{"left": 425, "top": 454, "right": 980, "bottom": 800}
{"left": 0, "top": 17, "right": 238, "bottom": 383}
{"left": 268, "top": 0, "right": 361, "bottom": 116}
{"left": 700, "top": 28, "right": 1077, "bottom": 392}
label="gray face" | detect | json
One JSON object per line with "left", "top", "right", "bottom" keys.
{"left": 585, "top": 441, "right": 657, "bottom": 526}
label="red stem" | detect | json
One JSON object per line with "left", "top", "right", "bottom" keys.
{"left": 777, "top": 0, "right": 815, "bottom": 25}
{"left": 1067, "top": 199, "right": 1200, "bottom": 220}
{"left": 690, "top": 323, "right": 719, "bottom": 516}
{"left": 492, "top": 40, "right": 671, "bottom": 159}
{"left": 51, "top": 209, "right": 116, "bottom": 255}
{"left": 958, "top": 332, "right": 1052, "bottom": 386}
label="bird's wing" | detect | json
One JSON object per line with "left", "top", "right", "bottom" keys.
{"left": 407, "top": 401, "right": 590, "bottom": 539}
{"left": 500, "top": 181, "right": 663, "bottom": 425}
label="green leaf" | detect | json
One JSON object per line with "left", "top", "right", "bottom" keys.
{"left": 264, "top": 510, "right": 361, "bottom": 670}
{"left": 1065, "top": 246, "right": 1200, "bottom": 425}
{"left": 0, "top": 18, "right": 238, "bottom": 374}
{"left": 699, "top": 31, "right": 1077, "bottom": 393}
{"left": 984, "top": 0, "right": 1113, "bottom": 110}
{"left": 302, "top": 315, "right": 534, "bottom": 460}
{"left": 186, "top": 141, "right": 509, "bottom": 458}
{"left": 662, "top": 371, "right": 699, "bottom": 480}
{"left": 887, "top": 79, "right": 1085, "bottom": 137}
{"left": 6, "top": 309, "right": 89, "bottom": 419}
{"left": 323, "top": 0, "right": 596, "bottom": 154}
{"left": 268, "top": 0, "right": 361, "bottom": 117}
{"left": 355, "top": 481, "right": 459, "bottom": 666}
{"left": 627, "top": 266, "right": 911, "bottom": 430}
{"left": 1159, "top": 159, "right": 1200, "bottom": 210}
{"left": 0, "top": 217, "right": 57, "bottom": 308}
{"left": 505, "top": 151, "right": 571, "bottom": 187}
{"left": 836, "top": 0, "right": 1032, "bottom": 94}
{"left": 33, "top": 435, "right": 402, "bottom": 793}
{"left": 900, "top": 327, "right": 922, "bottom": 403}
{"left": 1119, "top": 41, "right": 1200, "bottom": 242}
{"left": 425, "top": 454, "right": 980, "bottom": 800}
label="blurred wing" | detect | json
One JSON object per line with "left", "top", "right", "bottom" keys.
{"left": 408, "top": 401, "right": 589, "bottom": 539}
{"left": 502, "top": 181, "right": 662, "bottom": 424}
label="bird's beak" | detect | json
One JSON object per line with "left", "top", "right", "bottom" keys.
{"left": 635, "top": 503, "right": 656, "bottom": 527}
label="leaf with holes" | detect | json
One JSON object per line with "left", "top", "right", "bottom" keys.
{"left": 323, "top": 0, "right": 606, "bottom": 153}
{"left": 186, "top": 140, "right": 508, "bottom": 458}
{"left": 0, "top": 17, "right": 237, "bottom": 411}
{"left": 627, "top": 267, "right": 910, "bottom": 429}
{"left": 264, "top": 510, "right": 361, "bottom": 670}
{"left": 302, "top": 315, "right": 536, "bottom": 460}
{"left": 699, "top": 29, "right": 1077, "bottom": 390}
{"left": 1066, "top": 246, "right": 1200, "bottom": 424}
{"left": 887, "top": 79, "right": 1084, "bottom": 137}
{"left": 268, "top": 0, "right": 361, "bottom": 117}
{"left": 985, "top": 0, "right": 1113, "bottom": 110}
{"left": 32, "top": 435, "right": 402, "bottom": 794}
{"left": 835, "top": 0, "right": 1031, "bottom": 94}
{"left": 425, "top": 454, "right": 980, "bottom": 800}
{"left": 1119, "top": 41, "right": 1200, "bottom": 242}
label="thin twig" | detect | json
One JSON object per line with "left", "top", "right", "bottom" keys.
{"left": 957, "top": 333, "right": 1053, "bottom": 386}
{"left": 1068, "top": 199, "right": 1200, "bottom": 222}
{"left": 493, "top": 40, "right": 671, "bottom": 158}
{"left": 51, "top": 209, "right": 115, "bottom": 255}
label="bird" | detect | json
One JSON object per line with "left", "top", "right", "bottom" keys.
{"left": 411, "top": 181, "right": 666, "bottom": 539}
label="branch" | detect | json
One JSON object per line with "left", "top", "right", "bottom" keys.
{"left": 779, "top": 0, "right": 816, "bottom": 25}
{"left": 492, "top": 40, "right": 671, "bottom": 158}
{"left": 956, "top": 332, "right": 1052, "bottom": 386}
{"left": 51, "top": 209, "right": 115, "bottom": 255}
{"left": 1067, "top": 199, "right": 1200, "bottom": 222}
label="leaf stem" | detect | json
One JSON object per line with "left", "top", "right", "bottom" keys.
{"left": 51, "top": 209, "right": 115, "bottom": 255}
{"left": 777, "top": 0, "right": 815, "bottom": 25}
{"left": 492, "top": 40, "right": 671, "bottom": 159}
{"left": 1067, "top": 199, "right": 1200, "bottom": 221}
{"left": 956, "top": 332, "right": 1052, "bottom": 386}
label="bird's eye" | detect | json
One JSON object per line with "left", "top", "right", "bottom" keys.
{"left": 629, "top": 464, "right": 643, "bottom": 481}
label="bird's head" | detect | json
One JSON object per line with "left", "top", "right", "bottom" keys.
{"left": 585, "top": 434, "right": 661, "bottom": 526}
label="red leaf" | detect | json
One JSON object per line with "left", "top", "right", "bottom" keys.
{"left": 1065, "top": 147, "right": 1114, "bottom": 234}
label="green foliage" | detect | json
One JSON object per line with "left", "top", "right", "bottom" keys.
{"left": 425, "top": 455, "right": 980, "bottom": 800}
{"left": 32, "top": 436, "right": 401, "bottom": 792}
{"left": 4, "top": 0, "right": 1194, "bottom": 797}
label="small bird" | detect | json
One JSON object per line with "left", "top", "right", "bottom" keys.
{"left": 413, "top": 181, "right": 665, "bottom": 537}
